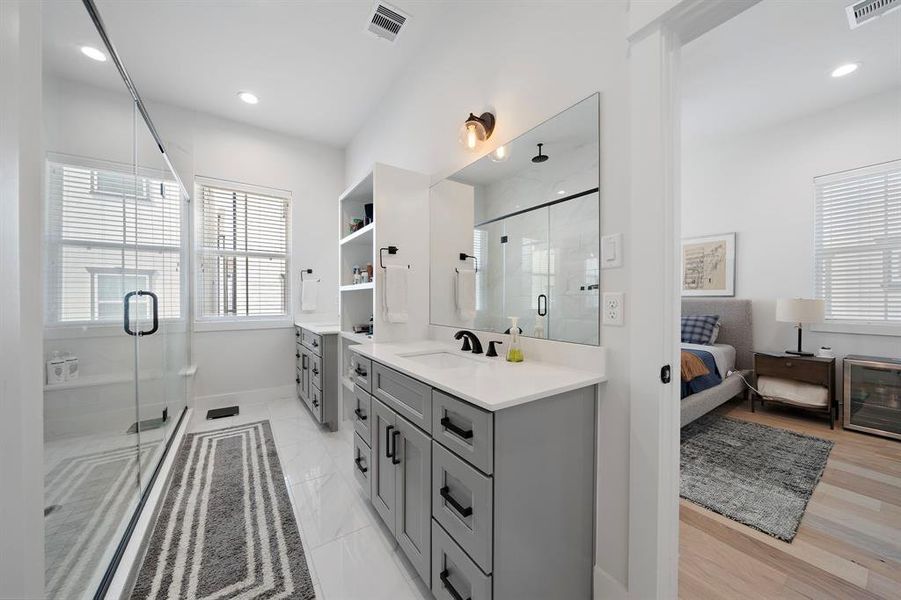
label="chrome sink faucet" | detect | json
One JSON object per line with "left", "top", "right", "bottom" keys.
{"left": 454, "top": 330, "right": 483, "bottom": 354}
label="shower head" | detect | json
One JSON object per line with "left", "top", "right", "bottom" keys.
{"left": 531, "top": 143, "right": 549, "bottom": 163}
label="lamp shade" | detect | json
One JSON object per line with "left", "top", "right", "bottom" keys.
{"left": 776, "top": 298, "right": 825, "bottom": 324}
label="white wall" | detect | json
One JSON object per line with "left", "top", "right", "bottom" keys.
{"left": 43, "top": 77, "right": 345, "bottom": 403}
{"left": 345, "top": 1, "right": 633, "bottom": 592}
{"left": 683, "top": 89, "right": 901, "bottom": 398}
{"left": 0, "top": 0, "right": 45, "bottom": 595}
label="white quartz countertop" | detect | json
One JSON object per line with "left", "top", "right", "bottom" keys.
{"left": 349, "top": 340, "right": 606, "bottom": 412}
{"left": 293, "top": 321, "right": 341, "bottom": 335}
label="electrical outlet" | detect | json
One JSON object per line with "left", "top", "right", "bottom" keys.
{"left": 603, "top": 292, "right": 624, "bottom": 326}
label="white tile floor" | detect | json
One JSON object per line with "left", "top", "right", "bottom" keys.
{"left": 187, "top": 396, "right": 433, "bottom": 600}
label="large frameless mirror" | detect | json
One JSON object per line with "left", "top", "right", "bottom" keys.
{"left": 430, "top": 94, "right": 600, "bottom": 345}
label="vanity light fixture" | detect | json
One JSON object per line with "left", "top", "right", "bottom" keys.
{"left": 80, "top": 46, "right": 107, "bottom": 62}
{"left": 831, "top": 62, "right": 859, "bottom": 78}
{"left": 531, "top": 143, "right": 549, "bottom": 163}
{"left": 237, "top": 91, "right": 259, "bottom": 105}
{"left": 460, "top": 112, "right": 496, "bottom": 151}
{"left": 489, "top": 145, "right": 510, "bottom": 162}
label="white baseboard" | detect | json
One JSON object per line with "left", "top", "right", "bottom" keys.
{"left": 594, "top": 565, "right": 630, "bottom": 600}
{"left": 193, "top": 384, "right": 294, "bottom": 412}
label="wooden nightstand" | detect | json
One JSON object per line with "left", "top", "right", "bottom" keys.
{"left": 752, "top": 352, "right": 837, "bottom": 428}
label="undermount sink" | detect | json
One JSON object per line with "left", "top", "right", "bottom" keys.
{"left": 398, "top": 350, "right": 483, "bottom": 369}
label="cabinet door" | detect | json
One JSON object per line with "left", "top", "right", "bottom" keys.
{"left": 371, "top": 398, "right": 397, "bottom": 532}
{"left": 395, "top": 415, "right": 432, "bottom": 585}
{"left": 300, "top": 347, "right": 312, "bottom": 406}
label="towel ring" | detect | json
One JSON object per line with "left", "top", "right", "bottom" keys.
{"left": 300, "top": 268, "right": 320, "bottom": 282}
{"left": 379, "top": 246, "right": 410, "bottom": 269}
{"left": 458, "top": 253, "right": 478, "bottom": 272}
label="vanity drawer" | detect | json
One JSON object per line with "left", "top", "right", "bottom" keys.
{"left": 433, "top": 390, "right": 493, "bottom": 475}
{"left": 310, "top": 385, "right": 322, "bottom": 422}
{"left": 432, "top": 442, "right": 493, "bottom": 573}
{"left": 352, "top": 385, "right": 372, "bottom": 446}
{"left": 432, "top": 520, "right": 492, "bottom": 600}
{"left": 352, "top": 432, "right": 371, "bottom": 499}
{"left": 350, "top": 352, "right": 372, "bottom": 393}
{"left": 301, "top": 329, "right": 322, "bottom": 355}
{"left": 373, "top": 362, "right": 432, "bottom": 433}
{"left": 310, "top": 354, "right": 322, "bottom": 390}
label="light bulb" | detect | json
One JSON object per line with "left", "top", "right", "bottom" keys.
{"left": 466, "top": 124, "right": 478, "bottom": 150}
{"left": 490, "top": 145, "right": 510, "bottom": 162}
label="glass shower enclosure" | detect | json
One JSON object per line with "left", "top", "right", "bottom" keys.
{"left": 42, "top": 2, "right": 189, "bottom": 598}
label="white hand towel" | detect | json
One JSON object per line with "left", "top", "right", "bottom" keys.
{"left": 301, "top": 279, "right": 318, "bottom": 312}
{"left": 455, "top": 268, "right": 476, "bottom": 321}
{"left": 383, "top": 265, "right": 408, "bottom": 323}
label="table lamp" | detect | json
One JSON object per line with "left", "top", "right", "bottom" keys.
{"left": 776, "top": 298, "right": 825, "bottom": 357}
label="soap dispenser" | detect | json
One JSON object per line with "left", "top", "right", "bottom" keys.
{"left": 506, "top": 317, "right": 524, "bottom": 363}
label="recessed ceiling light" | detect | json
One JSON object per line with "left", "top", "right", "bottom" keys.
{"left": 557, "top": 190, "right": 566, "bottom": 195}
{"left": 831, "top": 63, "right": 859, "bottom": 78}
{"left": 237, "top": 91, "right": 259, "bottom": 105}
{"left": 80, "top": 46, "right": 107, "bottom": 62}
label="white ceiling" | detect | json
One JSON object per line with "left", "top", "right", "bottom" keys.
{"left": 682, "top": 0, "right": 901, "bottom": 142}
{"left": 42, "top": 0, "right": 450, "bottom": 147}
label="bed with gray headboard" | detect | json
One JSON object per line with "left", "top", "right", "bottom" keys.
{"left": 681, "top": 298, "right": 753, "bottom": 427}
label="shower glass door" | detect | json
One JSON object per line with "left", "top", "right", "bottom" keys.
{"left": 133, "top": 111, "right": 188, "bottom": 493}
{"left": 502, "top": 208, "right": 550, "bottom": 339}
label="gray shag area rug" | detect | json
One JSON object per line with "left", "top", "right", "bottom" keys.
{"left": 131, "top": 420, "right": 315, "bottom": 599}
{"left": 680, "top": 414, "right": 834, "bottom": 541}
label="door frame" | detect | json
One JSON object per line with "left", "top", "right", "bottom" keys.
{"left": 626, "top": 1, "right": 761, "bottom": 598}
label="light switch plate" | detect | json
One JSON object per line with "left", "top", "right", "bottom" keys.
{"left": 601, "top": 233, "right": 623, "bottom": 269}
{"left": 603, "top": 292, "right": 624, "bottom": 326}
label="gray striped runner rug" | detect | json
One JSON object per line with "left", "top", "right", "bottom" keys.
{"left": 131, "top": 420, "right": 315, "bottom": 599}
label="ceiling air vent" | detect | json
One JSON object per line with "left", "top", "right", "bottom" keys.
{"left": 846, "top": 0, "right": 901, "bottom": 29}
{"left": 366, "top": 2, "right": 409, "bottom": 42}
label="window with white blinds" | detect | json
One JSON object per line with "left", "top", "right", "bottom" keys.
{"left": 814, "top": 160, "right": 901, "bottom": 325}
{"left": 196, "top": 179, "right": 290, "bottom": 320}
{"left": 45, "top": 160, "right": 183, "bottom": 324}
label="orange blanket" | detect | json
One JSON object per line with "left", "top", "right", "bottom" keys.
{"left": 681, "top": 350, "right": 710, "bottom": 382}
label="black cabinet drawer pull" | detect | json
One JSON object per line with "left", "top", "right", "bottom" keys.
{"left": 391, "top": 430, "right": 401, "bottom": 465}
{"left": 354, "top": 455, "right": 368, "bottom": 474}
{"left": 312, "top": 339, "right": 319, "bottom": 347}
{"left": 295, "top": 377, "right": 300, "bottom": 384}
{"left": 440, "top": 486, "right": 472, "bottom": 517}
{"left": 313, "top": 367, "right": 319, "bottom": 376}
{"left": 354, "top": 407, "right": 367, "bottom": 421}
{"left": 385, "top": 425, "right": 394, "bottom": 458}
{"left": 440, "top": 569, "right": 470, "bottom": 600}
{"left": 354, "top": 366, "right": 368, "bottom": 377}
{"left": 440, "top": 416, "right": 473, "bottom": 440}
{"left": 295, "top": 352, "right": 300, "bottom": 358}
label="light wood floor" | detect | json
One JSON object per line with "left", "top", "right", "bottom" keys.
{"left": 679, "top": 399, "right": 901, "bottom": 599}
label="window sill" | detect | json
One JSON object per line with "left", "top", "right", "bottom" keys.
{"left": 193, "top": 319, "right": 293, "bottom": 333}
{"left": 811, "top": 322, "right": 901, "bottom": 337}
{"left": 45, "top": 320, "right": 188, "bottom": 339}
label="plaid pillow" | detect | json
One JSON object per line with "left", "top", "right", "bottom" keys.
{"left": 681, "top": 314, "right": 720, "bottom": 345}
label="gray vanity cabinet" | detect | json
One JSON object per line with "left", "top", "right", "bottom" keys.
{"left": 351, "top": 350, "right": 596, "bottom": 599}
{"left": 294, "top": 326, "right": 338, "bottom": 431}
